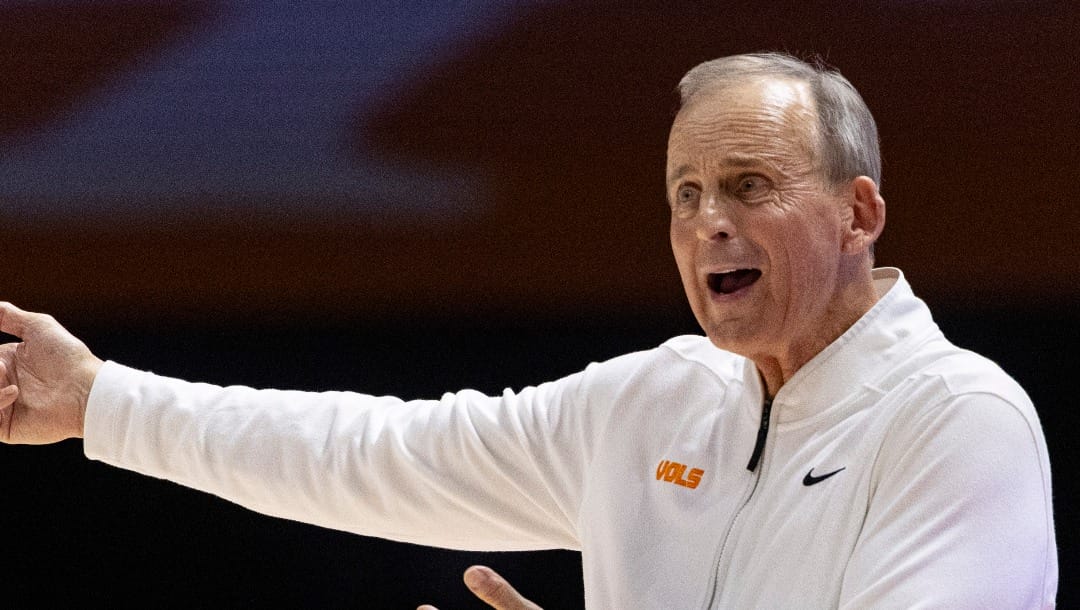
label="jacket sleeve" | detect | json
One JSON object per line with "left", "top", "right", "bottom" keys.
{"left": 838, "top": 392, "right": 1058, "bottom": 609}
{"left": 82, "top": 360, "right": 604, "bottom": 552}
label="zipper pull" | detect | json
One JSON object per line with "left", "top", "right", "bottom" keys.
{"left": 746, "top": 396, "right": 773, "bottom": 472}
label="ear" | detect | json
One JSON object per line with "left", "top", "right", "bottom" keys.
{"left": 840, "top": 176, "right": 885, "bottom": 255}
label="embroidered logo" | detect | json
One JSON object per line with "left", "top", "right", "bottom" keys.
{"left": 802, "top": 466, "right": 846, "bottom": 486}
{"left": 656, "top": 459, "right": 704, "bottom": 489}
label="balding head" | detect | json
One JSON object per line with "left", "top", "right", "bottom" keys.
{"left": 676, "top": 53, "right": 881, "bottom": 190}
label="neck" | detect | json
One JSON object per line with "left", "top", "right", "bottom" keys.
{"left": 753, "top": 268, "right": 880, "bottom": 399}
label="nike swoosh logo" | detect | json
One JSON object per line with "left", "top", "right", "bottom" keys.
{"left": 802, "top": 466, "right": 846, "bottom": 486}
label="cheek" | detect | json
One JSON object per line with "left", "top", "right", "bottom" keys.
{"left": 758, "top": 219, "right": 827, "bottom": 302}
{"left": 669, "top": 219, "right": 692, "bottom": 261}
{"left": 669, "top": 221, "right": 705, "bottom": 293}
{"left": 773, "top": 232, "right": 839, "bottom": 318}
{"left": 771, "top": 194, "right": 840, "bottom": 251}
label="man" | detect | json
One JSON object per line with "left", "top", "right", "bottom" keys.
{"left": 0, "top": 53, "right": 1057, "bottom": 608}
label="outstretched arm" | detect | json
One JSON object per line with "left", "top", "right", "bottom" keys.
{"left": 0, "top": 302, "right": 103, "bottom": 444}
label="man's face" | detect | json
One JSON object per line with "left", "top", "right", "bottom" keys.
{"left": 667, "top": 78, "right": 852, "bottom": 361}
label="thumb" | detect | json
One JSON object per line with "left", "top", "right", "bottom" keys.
{"left": 0, "top": 302, "right": 36, "bottom": 339}
{"left": 463, "top": 566, "right": 542, "bottom": 610}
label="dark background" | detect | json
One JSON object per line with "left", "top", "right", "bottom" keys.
{"left": 2, "top": 1, "right": 1076, "bottom": 607}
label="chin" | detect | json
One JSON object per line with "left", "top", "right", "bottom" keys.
{"left": 703, "top": 326, "right": 752, "bottom": 356}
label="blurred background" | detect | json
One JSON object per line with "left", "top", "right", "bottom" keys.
{"left": 2, "top": 0, "right": 1076, "bottom": 606}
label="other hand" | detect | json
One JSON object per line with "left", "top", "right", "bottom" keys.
{"left": 0, "top": 302, "right": 103, "bottom": 444}
{"left": 417, "top": 565, "right": 543, "bottom": 610}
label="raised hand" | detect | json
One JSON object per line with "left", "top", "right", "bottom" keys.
{"left": 417, "top": 565, "right": 543, "bottom": 610}
{"left": 0, "top": 302, "right": 103, "bottom": 444}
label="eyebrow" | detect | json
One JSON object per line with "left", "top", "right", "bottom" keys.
{"left": 666, "top": 164, "right": 695, "bottom": 185}
{"left": 722, "top": 153, "right": 771, "bottom": 168}
{"left": 666, "top": 154, "right": 774, "bottom": 185}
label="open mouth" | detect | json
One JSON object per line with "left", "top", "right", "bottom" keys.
{"left": 707, "top": 269, "right": 762, "bottom": 295}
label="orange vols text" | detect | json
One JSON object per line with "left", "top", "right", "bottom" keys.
{"left": 656, "top": 459, "right": 704, "bottom": 489}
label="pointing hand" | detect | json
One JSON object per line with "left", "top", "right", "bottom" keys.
{"left": 0, "top": 303, "right": 103, "bottom": 444}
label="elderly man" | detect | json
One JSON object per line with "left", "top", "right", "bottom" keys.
{"left": 0, "top": 53, "right": 1057, "bottom": 608}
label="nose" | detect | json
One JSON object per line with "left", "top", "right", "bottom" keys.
{"left": 695, "top": 195, "right": 736, "bottom": 241}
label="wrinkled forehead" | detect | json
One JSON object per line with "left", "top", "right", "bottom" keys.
{"left": 667, "top": 78, "right": 820, "bottom": 171}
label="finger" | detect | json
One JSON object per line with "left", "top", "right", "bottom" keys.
{"left": 0, "top": 384, "right": 16, "bottom": 408}
{"left": 464, "top": 566, "right": 541, "bottom": 610}
{"left": 0, "top": 302, "right": 36, "bottom": 339}
{"left": 0, "top": 359, "right": 13, "bottom": 403}
{"left": 416, "top": 606, "right": 439, "bottom": 610}
{"left": 0, "top": 387, "right": 14, "bottom": 442}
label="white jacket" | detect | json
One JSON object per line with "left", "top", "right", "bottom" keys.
{"left": 84, "top": 268, "right": 1057, "bottom": 608}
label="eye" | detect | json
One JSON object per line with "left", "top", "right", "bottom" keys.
{"left": 733, "top": 174, "right": 770, "bottom": 200}
{"left": 673, "top": 184, "right": 700, "bottom": 208}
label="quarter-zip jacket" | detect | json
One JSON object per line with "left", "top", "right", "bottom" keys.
{"left": 83, "top": 268, "right": 1057, "bottom": 608}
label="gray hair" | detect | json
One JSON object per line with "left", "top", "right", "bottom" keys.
{"left": 677, "top": 52, "right": 881, "bottom": 189}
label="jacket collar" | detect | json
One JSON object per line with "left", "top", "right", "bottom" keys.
{"left": 769, "top": 267, "right": 942, "bottom": 424}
